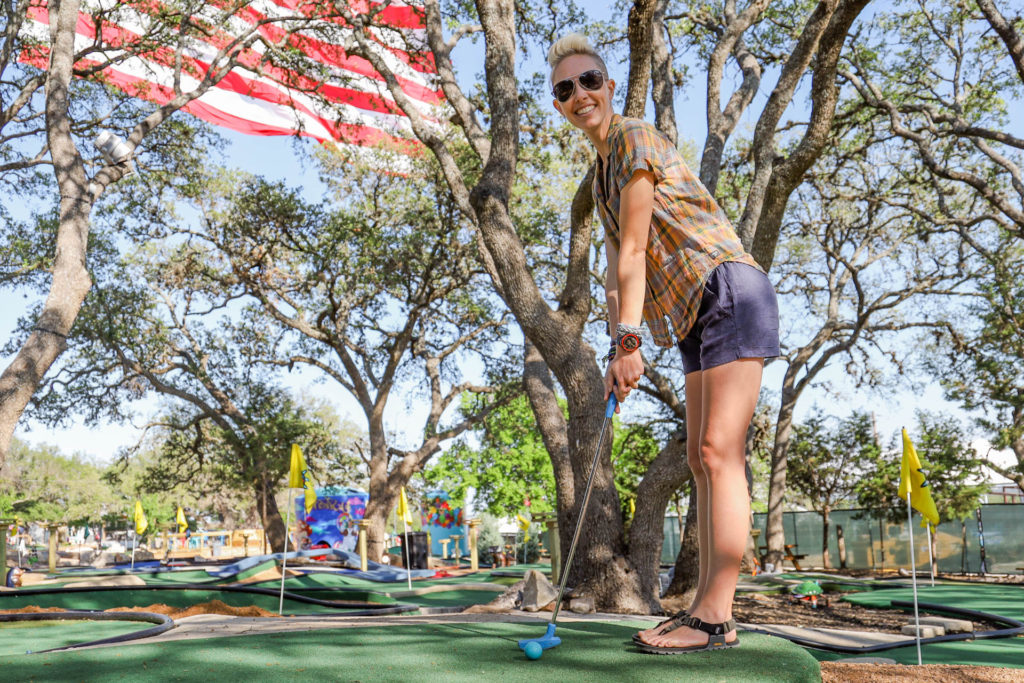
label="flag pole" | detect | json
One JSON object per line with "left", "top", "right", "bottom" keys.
{"left": 279, "top": 489, "right": 294, "bottom": 616}
{"left": 926, "top": 523, "right": 935, "bottom": 587}
{"left": 907, "top": 491, "right": 922, "bottom": 666}
{"left": 402, "top": 512, "right": 412, "bottom": 590}
{"left": 131, "top": 529, "right": 136, "bottom": 571}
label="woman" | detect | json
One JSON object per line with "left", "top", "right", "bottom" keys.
{"left": 547, "top": 34, "right": 779, "bottom": 655}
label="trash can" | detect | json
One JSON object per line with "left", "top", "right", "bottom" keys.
{"left": 401, "top": 531, "right": 429, "bottom": 570}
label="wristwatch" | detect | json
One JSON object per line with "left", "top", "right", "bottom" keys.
{"left": 616, "top": 323, "right": 643, "bottom": 354}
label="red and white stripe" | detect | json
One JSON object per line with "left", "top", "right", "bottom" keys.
{"left": 21, "top": 0, "right": 441, "bottom": 152}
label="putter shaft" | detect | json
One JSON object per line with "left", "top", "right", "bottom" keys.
{"left": 549, "top": 393, "right": 616, "bottom": 624}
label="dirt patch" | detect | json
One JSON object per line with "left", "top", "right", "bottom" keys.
{"left": 104, "top": 600, "right": 280, "bottom": 620}
{"left": 2, "top": 601, "right": 281, "bottom": 619}
{"left": 727, "top": 592, "right": 1003, "bottom": 633}
{"left": 0, "top": 606, "right": 70, "bottom": 614}
{"left": 819, "top": 662, "right": 1024, "bottom": 682}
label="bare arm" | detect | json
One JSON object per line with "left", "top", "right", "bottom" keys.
{"left": 605, "top": 238, "right": 620, "bottom": 334}
{"left": 616, "top": 169, "right": 656, "bottom": 325}
{"left": 605, "top": 168, "right": 655, "bottom": 403}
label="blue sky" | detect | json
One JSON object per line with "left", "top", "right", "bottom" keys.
{"left": 0, "top": 5, "right": 1011, "bottom": 480}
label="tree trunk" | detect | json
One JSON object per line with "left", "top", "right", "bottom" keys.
{"left": 765, "top": 381, "right": 798, "bottom": 566}
{"left": 364, "top": 423, "right": 393, "bottom": 563}
{"left": 256, "top": 481, "right": 286, "bottom": 553}
{"left": 626, "top": 429, "right": 689, "bottom": 612}
{"left": 0, "top": 0, "right": 93, "bottom": 473}
{"left": 929, "top": 524, "right": 938, "bottom": 578}
{"left": 665, "top": 486, "right": 699, "bottom": 602}
{"left": 821, "top": 507, "right": 831, "bottom": 570}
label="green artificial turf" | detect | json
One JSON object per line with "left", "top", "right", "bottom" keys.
{"left": 395, "top": 589, "right": 505, "bottom": 608}
{"left": 820, "top": 582, "right": 1024, "bottom": 668}
{"left": 842, "top": 583, "right": 1024, "bottom": 620}
{"left": 0, "top": 619, "right": 147, "bottom": 656}
{"left": 0, "top": 621, "right": 821, "bottom": 682}
{"left": 809, "top": 638, "right": 1024, "bottom": 669}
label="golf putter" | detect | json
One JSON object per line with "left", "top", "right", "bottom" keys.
{"left": 519, "top": 391, "right": 618, "bottom": 653}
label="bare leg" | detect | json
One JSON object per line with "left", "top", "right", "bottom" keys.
{"left": 686, "top": 370, "right": 711, "bottom": 609}
{"left": 642, "top": 358, "right": 762, "bottom": 648}
{"left": 637, "top": 370, "right": 707, "bottom": 642}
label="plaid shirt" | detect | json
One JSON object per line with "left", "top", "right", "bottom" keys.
{"left": 594, "top": 115, "right": 760, "bottom": 347}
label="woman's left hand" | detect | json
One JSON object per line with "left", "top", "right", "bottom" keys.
{"left": 605, "top": 351, "right": 645, "bottom": 405}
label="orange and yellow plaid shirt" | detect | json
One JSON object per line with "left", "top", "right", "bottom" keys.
{"left": 594, "top": 115, "right": 760, "bottom": 347}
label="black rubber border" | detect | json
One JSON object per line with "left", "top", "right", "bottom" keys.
{"left": 0, "top": 610, "right": 173, "bottom": 653}
{"left": 741, "top": 600, "right": 1024, "bottom": 654}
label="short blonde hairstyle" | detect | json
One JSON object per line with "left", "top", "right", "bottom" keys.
{"left": 547, "top": 33, "right": 608, "bottom": 81}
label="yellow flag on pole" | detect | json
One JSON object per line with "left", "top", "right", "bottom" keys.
{"left": 517, "top": 514, "right": 530, "bottom": 542}
{"left": 288, "top": 445, "right": 317, "bottom": 513}
{"left": 898, "top": 429, "right": 940, "bottom": 527}
{"left": 133, "top": 500, "right": 148, "bottom": 536}
{"left": 176, "top": 506, "right": 188, "bottom": 534}
{"left": 397, "top": 487, "right": 414, "bottom": 526}
{"left": 628, "top": 498, "right": 636, "bottom": 519}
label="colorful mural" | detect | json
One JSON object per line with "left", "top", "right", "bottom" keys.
{"left": 295, "top": 487, "right": 367, "bottom": 553}
{"left": 422, "top": 490, "right": 466, "bottom": 557}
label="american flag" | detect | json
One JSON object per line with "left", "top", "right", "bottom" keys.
{"left": 20, "top": 0, "right": 440, "bottom": 152}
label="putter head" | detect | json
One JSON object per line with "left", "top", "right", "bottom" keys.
{"left": 518, "top": 623, "right": 561, "bottom": 650}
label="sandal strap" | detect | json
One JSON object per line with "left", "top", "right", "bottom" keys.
{"left": 651, "top": 608, "right": 689, "bottom": 629}
{"left": 684, "top": 615, "right": 736, "bottom": 637}
{"left": 658, "top": 613, "right": 698, "bottom": 635}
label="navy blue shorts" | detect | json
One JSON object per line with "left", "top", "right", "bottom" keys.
{"left": 678, "top": 262, "right": 780, "bottom": 374}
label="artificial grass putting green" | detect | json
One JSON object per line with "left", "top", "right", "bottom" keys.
{"left": 823, "top": 582, "right": 1024, "bottom": 668}
{"left": 0, "top": 619, "right": 147, "bottom": 656}
{"left": 0, "top": 621, "right": 821, "bottom": 682}
{"left": 809, "top": 638, "right": 1024, "bottom": 669}
{"left": 842, "top": 583, "right": 1024, "bottom": 620}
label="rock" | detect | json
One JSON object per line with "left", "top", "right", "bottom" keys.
{"left": 521, "top": 569, "right": 557, "bottom": 612}
{"left": 569, "top": 597, "right": 595, "bottom": 614}
{"left": 463, "top": 578, "right": 526, "bottom": 614}
{"left": 901, "top": 624, "right": 945, "bottom": 638}
{"left": 918, "top": 616, "right": 973, "bottom": 633}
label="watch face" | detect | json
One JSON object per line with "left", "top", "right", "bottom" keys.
{"left": 620, "top": 333, "right": 641, "bottom": 351}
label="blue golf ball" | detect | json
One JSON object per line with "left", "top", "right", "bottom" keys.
{"left": 524, "top": 641, "right": 543, "bottom": 660}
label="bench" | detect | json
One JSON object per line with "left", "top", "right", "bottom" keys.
{"left": 757, "top": 543, "right": 808, "bottom": 571}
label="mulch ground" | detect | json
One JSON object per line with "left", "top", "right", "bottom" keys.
{"left": 1, "top": 600, "right": 280, "bottom": 620}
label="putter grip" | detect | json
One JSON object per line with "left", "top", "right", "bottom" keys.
{"left": 605, "top": 392, "right": 618, "bottom": 418}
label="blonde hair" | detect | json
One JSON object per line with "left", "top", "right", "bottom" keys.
{"left": 547, "top": 33, "right": 608, "bottom": 81}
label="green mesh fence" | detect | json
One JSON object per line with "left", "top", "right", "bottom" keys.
{"left": 661, "top": 514, "right": 681, "bottom": 565}
{"left": 747, "top": 504, "right": 1023, "bottom": 574}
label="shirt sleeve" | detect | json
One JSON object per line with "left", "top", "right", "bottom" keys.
{"left": 611, "top": 122, "right": 666, "bottom": 192}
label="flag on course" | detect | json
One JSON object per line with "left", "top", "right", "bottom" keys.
{"left": 288, "top": 444, "right": 317, "bottom": 513}
{"left": 176, "top": 507, "right": 188, "bottom": 534}
{"left": 397, "top": 487, "right": 414, "bottom": 526}
{"left": 133, "top": 500, "right": 148, "bottom": 536}
{"left": 899, "top": 429, "right": 940, "bottom": 527}
{"left": 628, "top": 498, "right": 636, "bottom": 519}
{"left": 18, "top": 0, "right": 441, "bottom": 155}
{"left": 517, "top": 514, "right": 530, "bottom": 542}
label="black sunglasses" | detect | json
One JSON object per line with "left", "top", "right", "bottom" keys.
{"left": 552, "top": 69, "right": 606, "bottom": 103}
